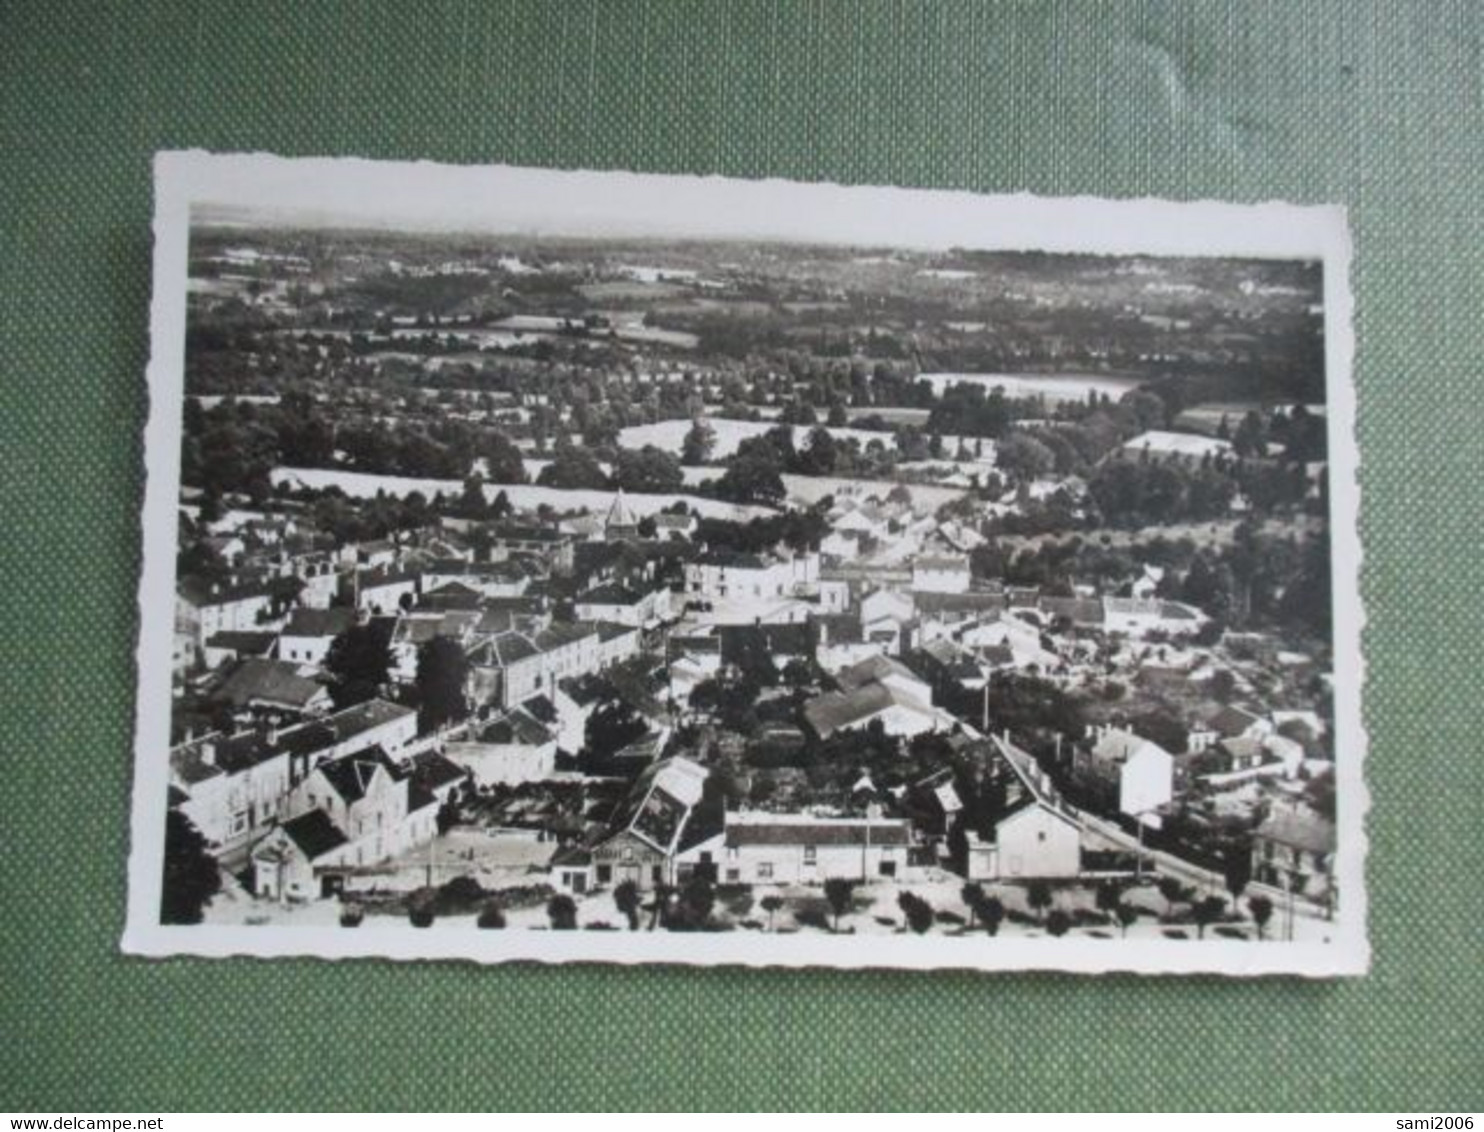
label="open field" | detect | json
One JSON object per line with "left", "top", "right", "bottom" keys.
{"left": 619, "top": 417, "right": 975, "bottom": 460}
{"left": 917, "top": 372, "right": 1146, "bottom": 403}
{"left": 270, "top": 466, "right": 775, "bottom": 519}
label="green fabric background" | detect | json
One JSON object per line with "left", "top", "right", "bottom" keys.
{"left": 1, "top": 0, "right": 1480, "bottom": 1112}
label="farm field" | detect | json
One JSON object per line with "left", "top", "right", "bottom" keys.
{"left": 618, "top": 417, "right": 975, "bottom": 460}
{"left": 916, "top": 372, "right": 1146, "bottom": 403}
{"left": 270, "top": 466, "right": 774, "bottom": 520}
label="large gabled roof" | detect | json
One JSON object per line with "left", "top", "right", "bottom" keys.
{"left": 835, "top": 653, "right": 925, "bottom": 693}
{"left": 316, "top": 746, "right": 403, "bottom": 804}
{"left": 725, "top": 814, "right": 910, "bottom": 848}
{"left": 280, "top": 810, "right": 349, "bottom": 861}
{"left": 803, "top": 681, "right": 932, "bottom": 738}
{"left": 281, "top": 607, "right": 357, "bottom": 639}
{"left": 215, "top": 658, "right": 327, "bottom": 711}
{"left": 1255, "top": 807, "right": 1335, "bottom": 855}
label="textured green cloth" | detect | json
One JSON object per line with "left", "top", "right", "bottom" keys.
{"left": 1, "top": 0, "right": 1480, "bottom": 1112}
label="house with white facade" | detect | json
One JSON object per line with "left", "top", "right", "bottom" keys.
{"left": 168, "top": 698, "right": 418, "bottom": 866}
{"left": 962, "top": 735, "right": 1084, "bottom": 881}
{"left": 253, "top": 746, "right": 439, "bottom": 900}
{"left": 911, "top": 554, "right": 971, "bottom": 594}
{"left": 278, "top": 606, "right": 358, "bottom": 667}
{"left": 1074, "top": 725, "right": 1177, "bottom": 818}
{"left": 684, "top": 549, "right": 820, "bottom": 603}
{"left": 574, "top": 581, "right": 671, "bottom": 629}
{"left": 445, "top": 706, "right": 559, "bottom": 786}
{"left": 689, "top": 811, "right": 912, "bottom": 885}
{"left": 472, "top": 622, "right": 602, "bottom": 708}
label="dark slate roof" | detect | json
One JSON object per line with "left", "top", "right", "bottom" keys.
{"left": 696, "top": 549, "right": 769, "bottom": 569}
{"left": 281, "top": 810, "right": 349, "bottom": 861}
{"left": 489, "top": 523, "right": 570, "bottom": 544}
{"left": 524, "top": 695, "right": 559, "bottom": 724}
{"left": 204, "top": 630, "right": 279, "bottom": 656}
{"left": 282, "top": 607, "right": 357, "bottom": 639}
{"left": 422, "top": 579, "right": 483, "bottom": 600}
{"left": 476, "top": 708, "right": 554, "bottom": 747}
{"left": 719, "top": 622, "right": 816, "bottom": 660}
{"left": 318, "top": 746, "right": 402, "bottom": 803}
{"left": 835, "top": 654, "right": 924, "bottom": 693}
{"left": 577, "top": 583, "right": 644, "bottom": 606}
{"left": 178, "top": 573, "right": 278, "bottom": 607}
{"left": 913, "top": 591, "right": 1007, "bottom": 616}
{"left": 725, "top": 820, "right": 910, "bottom": 848}
{"left": 587, "top": 620, "right": 639, "bottom": 643}
{"left": 215, "top": 658, "right": 326, "bottom": 710}
{"left": 813, "top": 613, "right": 864, "bottom": 644}
{"left": 803, "top": 683, "right": 927, "bottom": 737}
{"left": 410, "top": 750, "right": 469, "bottom": 792}
{"left": 1206, "top": 704, "right": 1266, "bottom": 738}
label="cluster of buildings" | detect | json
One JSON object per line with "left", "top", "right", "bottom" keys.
{"left": 168, "top": 477, "right": 1335, "bottom": 918}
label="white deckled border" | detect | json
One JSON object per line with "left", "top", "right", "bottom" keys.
{"left": 124, "top": 152, "right": 1367, "bottom": 976}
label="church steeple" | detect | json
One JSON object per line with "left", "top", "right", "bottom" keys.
{"left": 604, "top": 489, "right": 639, "bottom": 541}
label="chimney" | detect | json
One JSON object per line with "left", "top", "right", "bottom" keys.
{"left": 200, "top": 741, "right": 217, "bottom": 766}
{"left": 266, "top": 725, "right": 280, "bottom": 747}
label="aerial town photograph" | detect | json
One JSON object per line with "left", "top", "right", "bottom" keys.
{"left": 157, "top": 209, "right": 1341, "bottom": 954}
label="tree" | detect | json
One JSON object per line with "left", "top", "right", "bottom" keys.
{"left": 415, "top": 636, "right": 469, "bottom": 732}
{"left": 583, "top": 699, "right": 648, "bottom": 766}
{"left": 160, "top": 809, "right": 221, "bottom": 924}
{"left": 997, "top": 432, "right": 1057, "bottom": 480}
{"left": 1095, "top": 880, "right": 1124, "bottom": 919}
{"left": 681, "top": 418, "right": 716, "bottom": 465}
{"left": 979, "top": 895, "right": 1005, "bottom": 937}
{"left": 1115, "top": 902, "right": 1138, "bottom": 938}
{"left": 781, "top": 657, "right": 816, "bottom": 688}
{"left": 1248, "top": 895, "right": 1274, "bottom": 941}
{"left": 798, "top": 426, "right": 839, "bottom": 476}
{"left": 961, "top": 882, "right": 985, "bottom": 929}
{"left": 538, "top": 444, "right": 608, "bottom": 489}
{"left": 1209, "top": 668, "right": 1238, "bottom": 704}
{"left": 679, "top": 876, "right": 716, "bottom": 929}
{"left": 897, "top": 891, "right": 935, "bottom": 934}
{"left": 1157, "top": 876, "right": 1187, "bottom": 918}
{"left": 1232, "top": 410, "right": 1267, "bottom": 458}
{"left": 715, "top": 455, "right": 786, "bottom": 505}
{"left": 459, "top": 472, "right": 489, "bottom": 518}
{"left": 614, "top": 445, "right": 684, "bottom": 493}
{"left": 1046, "top": 909, "right": 1072, "bottom": 938}
{"left": 614, "top": 880, "right": 642, "bottom": 930}
{"left": 547, "top": 893, "right": 578, "bottom": 930}
{"left": 824, "top": 878, "right": 856, "bottom": 932}
{"left": 1193, "top": 895, "right": 1226, "bottom": 939}
{"left": 648, "top": 883, "right": 673, "bottom": 930}
{"left": 1026, "top": 880, "right": 1053, "bottom": 923}
{"left": 476, "top": 904, "right": 507, "bottom": 929}
{"left": 1224, "top": 853, "right": 1252, "bottom": 911}
{"left": 324, "top": 620, "right": 393, "bottom": 709}
{"left": 480, "top": 429, "right": 528, "bottom": 484}
{"left": 760, "top": 894, "right": 785, "bottom": 932}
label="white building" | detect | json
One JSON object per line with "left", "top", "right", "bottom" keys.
{"left": 473, "top": 623, "right": 602, "bottom": 708}
{"left": 696, "top": 811, "right": 912, "bottom": 885}
{"left": 169, "top": 699, "right": 418, "bottom": 865}
{"left": 445, "top": 706, "right": 559, "bottom": 786}
{"left": 278, "top": 607, "right": 358, "bottom": 667}
{"left": 684, "top": 550, "right": 820, "bottom": 603}
{"left": 911, "top": 554, "right": 971, "bottom": 594}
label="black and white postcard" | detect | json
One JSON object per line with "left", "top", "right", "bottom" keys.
{"left": 125, "top": 153, "right": 1365, "bottom": 974}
